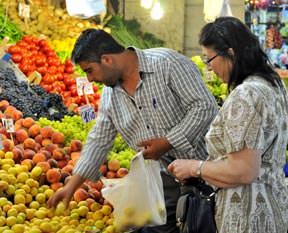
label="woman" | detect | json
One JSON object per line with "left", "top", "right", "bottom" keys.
{"left": 168, "top": 17, "right": 288, "bottom": 233}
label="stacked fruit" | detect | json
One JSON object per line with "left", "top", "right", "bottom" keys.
{"left": 7, "top": 35, "right": 100, "bottom": 113}
{"left": 0, "top": 101, "right": 117, "bottom": 232}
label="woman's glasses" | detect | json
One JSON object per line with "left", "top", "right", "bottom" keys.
{"left": 203, "top": 53, "right": 219, "bottom": 65}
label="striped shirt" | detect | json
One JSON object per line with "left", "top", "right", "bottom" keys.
{"left": 73, "top": 47, "right": 218, "bottom": 181}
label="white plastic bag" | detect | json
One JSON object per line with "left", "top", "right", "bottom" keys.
{"left": 101, "top": 152, "right": 166, "bottom": 232}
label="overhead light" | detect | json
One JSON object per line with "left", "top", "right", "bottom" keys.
{"left": 141, "top": 0, "right": 153, "bottom": 9}
{"left": 151, "top": 1, "right": 163, "bottom": 20}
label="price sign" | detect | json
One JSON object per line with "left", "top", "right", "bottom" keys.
{"left": 76, "top": 77, "right": 94, "bottom": 96}
{"left": 78, "top": 105, "right": 96, "bottom": 123}
{"left": 18, "top": 3, "right": 30, "bottom": 18}
{"left": 1, "top": 119, "right": 15, "bottom": 133}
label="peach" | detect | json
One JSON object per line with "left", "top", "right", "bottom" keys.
{"left": 108, "top": 159, "right": 120, "bottom": 172}
{"left": 73, "top": 188, "right": 89, "bottom": 202}
{"left": 61, "top": 165, "right": 73, "bottom": 174}
{"left": 32, "top": 153, "right": 46, "bottom": 164}
{"left": 36, "top": 161, "right": 50, "bottom": 173}
{"left": 88, "top": 188, "right": 101, "bottom": 200}
{"left": 99, "top": 164, "right": 107, "bottom": 175}
{"left": 21, "top": 159, "right": 34, "bottom": 171}
{"left": 23, "top": 149, "right": 35, "bottom": 160}
{"left": 57, "top": 160, "right": 67, "bottom": 169}
{"left": 2, "top": 139, "right": 14, "bottom": 152}
{"left": 46, "top": 168, "right": 61, "bottom": 183}
{"left": 38, "top": 173, "right": 47, "bottom": 186}
{"left": 47, "top": 158, "right": 58, "bottom": 168}
{"left": 28, "top": 124, "right": 41, "bottom": 138}
{"left": 15, "top": 129, "right": 28, "bottom": 143}
{"left": 15, "top": 144, "right": 25, "bottom": 154}
{"left": 116, "top": 168, "right": 129, "bottom": 178}
{"left": 23, "top": 138, "right": 36, "bottom": 150}
{"left": 106, "top": 171, "right": 117, "bottom": 179}
{"left": 40, "top": 126, "right": 53, "bottom": 139}
{"left": 12, "top": 147, "right": 23, "bottom": 163}
{"left": 22, "top": 117, "right": 35, "bottom": 129}
{"left": 86, "top": 198, "right": 96, "bottom": 209}
{"left": 14, "top": 119, "right": 23, "bottom": 128}
{"left": 70, "top": 140, "right": 83, "bottom": 152}
{"left": 35, "top": 143, "right": 41, "bottom": 152}
{"left": 50, "top": 182, "right": 63, "bottom": 192}
{"left": 11, "top": 110, "right": 23, "bottom": 121}
{"left": 41, "top": 138, "right": 52, "bottom": 147}
{"left": 93, "top": 180, "right": 103, "bottom": 191}
{"left": 45, "top": 143, "right": 58, "bottom": 154}
{"left": 68, "top": 160, "right": 76, "bottom": 167}
{"left": 0, "top": 100, "right": 9, "bottom": 111}
{"left": 71, "top": 152, "right": 80, "bottom": 161}
{"left": 63, "top": 146, "right": 71, "bottom": 155}
{"left": 51, "top": 132, "right": 64, "bottom": 144}
{"left": 52, "top": 148, "right": 65, "bottom": 161}
{"left": 39, "top": 149, "right": 51, "bottom": 160}
{"left": 34, "top": 134, "right": 43, "bottom": 144}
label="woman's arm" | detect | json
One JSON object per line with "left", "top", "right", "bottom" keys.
{"left": 168, "top": 148, "right": 262, "bottom": 188}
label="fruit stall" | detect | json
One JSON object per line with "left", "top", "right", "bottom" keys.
{"left": 0, "top": 1, "right": 287, "bottom": 233}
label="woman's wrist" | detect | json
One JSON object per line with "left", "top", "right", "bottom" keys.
{"left": 194, "top": 160, "right": 206, "bottom": 178}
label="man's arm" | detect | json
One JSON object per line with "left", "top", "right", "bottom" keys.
{"left": 165, "top": 57, "right": 217, "bottom": 152}
{"left": 73, "top": 87, "right": 118, "bottom": 181}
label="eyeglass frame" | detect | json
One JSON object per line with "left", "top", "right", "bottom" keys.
{"left": 203, "top": 53, "right": 220, "bottom": 65}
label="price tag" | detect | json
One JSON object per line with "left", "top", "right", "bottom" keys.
{"left": 78, "top": 105, "right": 96, "bottom": 123}
{"left": 18, "top": 3, "right": 30, "bottom": 18}
{"left": 1, "top": 119, "right": 15, "bottom": 133}
{"left": 76, "top": 77, "right": 94, "bottom": 96}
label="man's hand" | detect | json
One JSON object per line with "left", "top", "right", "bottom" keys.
{"left": 137, "top": 137, "right": 172, "bottom": 160}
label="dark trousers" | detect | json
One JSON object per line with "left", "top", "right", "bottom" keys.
{"left": 139, "top": 171, "right": 181, "bottom": 233}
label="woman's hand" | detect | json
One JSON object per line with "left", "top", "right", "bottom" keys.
{"left": 168, "top": 159, "right": 200, "bottom": 182}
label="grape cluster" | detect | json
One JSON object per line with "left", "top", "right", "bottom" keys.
{"left": 0, "top": 65, "right": 73, "bottom": 120}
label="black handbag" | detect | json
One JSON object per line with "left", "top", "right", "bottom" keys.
{"left": 176, "top": 178, "right": 218, "bottom": 233}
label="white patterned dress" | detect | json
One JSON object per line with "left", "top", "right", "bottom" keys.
{"left": 205, "top": 76, "right": 288, "bottom": 233}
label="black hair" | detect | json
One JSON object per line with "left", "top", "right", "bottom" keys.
{"left": 71, "top": 29, "right": 125, "bottom": 64}
{"left": 199, "top": 17, "right": 282, "bottom": 91}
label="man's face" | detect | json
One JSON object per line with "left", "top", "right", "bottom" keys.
{"left": 79, "top": 60, "right": 123, "bottom": 88}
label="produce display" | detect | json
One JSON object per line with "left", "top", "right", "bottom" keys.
{"left": 6, "top": 35, "right": 101, "bottom": 113}
{"left": 0, "top": 62, "right": 71, "bottom": 121}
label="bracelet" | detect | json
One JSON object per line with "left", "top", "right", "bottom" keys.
{"left": 195, "top": 160, "right": 205, "bottom": 178}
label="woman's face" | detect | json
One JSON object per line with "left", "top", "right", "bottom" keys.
{"left": 202, "top": 46, "right": 233, "bottom": 83}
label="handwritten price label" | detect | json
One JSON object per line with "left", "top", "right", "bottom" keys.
{"left": 78, "top": 105, "right": 96, "bottom": 123}
{"left": 1, "top": 118, "right": 15, "bottom": 133}
{"left": 76, "top": 77, "right": 94, "bottom": 96}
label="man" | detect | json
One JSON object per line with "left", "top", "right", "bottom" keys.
{"left": 47, "top": 29, "right": 217, "bottom": 233}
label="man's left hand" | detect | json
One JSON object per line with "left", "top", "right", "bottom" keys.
{"left": 137, "top": 138, "right": 172, "bottom": 160}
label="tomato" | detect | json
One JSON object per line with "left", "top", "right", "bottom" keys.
{"left": 52, "top": 81, "right": 66, "bottom": 91}
{"left": 17, "top": 40, "right": 29, "bottom": 48}
{"left": 22, "top": 35, "right": 33, "bottom": 44}
{"left": 38, "top": 39, "right": 48, "bottom": 47}
{"left": 41, "top": 83, "right": 52, "bottom": 92}
{"left": 65, "top": 66, "right": 74, "bottom": 74}
{"left": 65, "top": 59, "right": 73, "bottom": 66}
{"left": 11, "top": 54, "right": 22, "bottom": 63}
{"left": 41, "top": 45, "right": 50, "bottom": 54}
{"left": 46, "top": 50, "right": 57, "bottom": 57}
{"left": 35, "top": 55, "right": 47, "bottom": 66}
{"left": 62, "top": 91, "right": 71, "bottom": 99}
{"left": 88, "top": 95, "right": 95, "bottom": 103}
{"left": 18, "top": 63, "right": 30, "bottom": 74}
{"left": 21, "top": 57, "right": 33, "bottom": 65}
{"left": 7, "top": 45, "right": 21, "bottom": 54}
{"left": 94, "top": 93, "right": 100, "bottom": 100}
{"left": 55, "top": 73, "right": 63, "bottom": 81}
{"left": 47, "top": 57, "right": 61, "bottom": 67}
{"left": 47, "top": 66, "right": 57, "bottom": 75}
{"left": 42, "top": 73, "right": 54, "bottom": 84}
{"left": 36, "top": 66, "right": 47, "bottom": 76}
{"left": 69, "top": 85, "right": 78, "bottom": 96}
{"left": 64, "top": 76, "right": 76, "bottom": 86}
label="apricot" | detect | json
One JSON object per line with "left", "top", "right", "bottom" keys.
{"left": 32, "top": 153, "right": 46, "bottom": 164}
{"left": 45, "top": 143, "right": 58, "bottom": 154}
{"left": 116, "top": 168, "right": 129, "bottom": 178}
{"left": 46, "top": 168, "right": 61, "bottom": 183}
{"left": 73, "top": 188, "right": 89, "bottom": 202}
{"left": 108, "top": 159, "right": 120, "bottom": 172}
{"left": 22, "top": 117, "right": 35, "bottom": 129}
{"left": 61, "top": 165, "right": 73, "bottom": 174}
{"left": 70, "top": 140, "right": 83, "bottom": 152}
{"left": 34, "top": 143, "right": 41, "bottom": 152}
{"left": 51, "top": 132, "right": 64, "bottom": 144}
{"left": 39, "top": 149, "right": 51, "bottom": 160}
{"left": 12, "top": 147, "right": 23, "bottom": 163}
{"left": 28, "top": 124, "right": 41, "bottom": 138}
{"left": 15, "top": 129, "right": 28, "bottom": 143}
{"left": 23, "top": 149, "right": 35, "bottom": 160}
{"left": 52, "top": 148, "right": 65, "bottom": 161}
{"left": 23, "top": 138, "right": 36, "bottom": 150}
{"left": 40, "top": 126, "right": 53, "bottom": 139}
{"left": 36, "top": 161, "right": 50, "bottom": 173}
{"left": 12, "top": 110, "right": 23, "bottom": 121}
